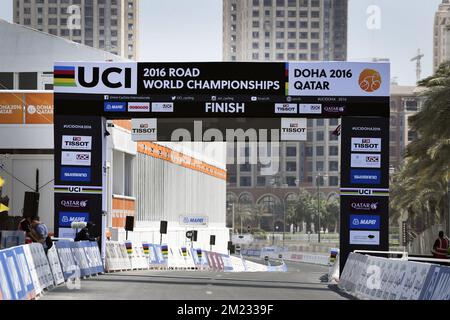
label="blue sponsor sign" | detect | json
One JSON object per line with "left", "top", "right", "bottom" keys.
{"left": 104, "top": 102, "right": 126, "bottom": 112}
{"left": 58, "top": 212, "right": 89, "bottom": 227}
{"left": 350, "top": 169, "right": 381, "bottom": 184}
{"left": 61, "top": 167, "right": 91, "bottom": 182}
{"left": 350, "top": 214, "right": 380, "bottom": 230}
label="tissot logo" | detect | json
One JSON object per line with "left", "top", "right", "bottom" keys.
{"left": 351, "top": 137, "right": 381, "bottom": 152}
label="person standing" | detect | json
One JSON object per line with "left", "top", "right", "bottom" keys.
{"left": 432, "top": 231, "right": 449, "bottom": 259}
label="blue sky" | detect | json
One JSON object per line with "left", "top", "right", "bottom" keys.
{"left": 0, "top": 0, "right": 441, "bottom": 85}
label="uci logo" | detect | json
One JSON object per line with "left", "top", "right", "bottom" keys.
{"left": 68, "top": 186, "right": 82, "bottom": 193}
{"left": 78, "top": 67, "right": 132, "bottom": 89}
{"left": 55, "top": 63, "right": 137, "bottom": 94}
{"left": 358, "top": 189, "right": 373, "bottom": 195}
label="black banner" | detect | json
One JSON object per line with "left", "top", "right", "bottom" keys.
{"left": 53, "top": 115, "right": 104, "bottom": 246}
{"left": 340, "top": 117, "right": 390, "bottom": 272}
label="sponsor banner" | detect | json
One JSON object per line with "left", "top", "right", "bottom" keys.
{"left": 288, "top": 62, "right": 390, "bottom": 97}
{"left": 104, "top": 102, "right": 126, "bottom": 112}
{"left": 322, "top": 105, "right": 346, "bottom": 115}
{"left": 351, "top": 137, "right": 381, "bottom": 152}
{"left": 349, "top": 214, "right": 380, "bottom": 230}
{"left": 131, "top": 118, "right": 157, "bottom": 141}
{"left": 58, "top": 228, "right": 76, "bottom": 239}
{"left": 59, "top": 197, "right": 89, "bottom": 210}
{"left": 419, "top": 265, "right": 450, "bottom": 300}
{"left": 54, "top": 185, "right": 102, "bottom": 194}
{"left": 280, "top": 118, "right": 307, "bottom": 141}
{"left": 179, "top": 215, "right": 209, "bottom": 226}
{"left": 151, "top": 102, "right": 174, "bottom": 112}
{"left": 60, "top": 167, "right": 91, "bottom": 182}
{"left": 128, "top": 102, "right": 150, "bottom": 112}
{"left": 340, "top": 188, "right": 389, "bottom": 197}
{"left": 54, "top": 62, "right": 138, "bottom": 95}
{"left": 349, "top": 198, "right": 380, "bottom": 212}
{"left": 62, "top": 135, "right": 92, "bottom": 150}
{"left": 25, "top": 93, "right": 54, "bottom": 124}
{"left": 351, "top": 153, "right": 381, "bottom": 168}
{"left": 58, "top": 211, "right": 89, "bottom": 227}
{"left": 349, "top": 230, "right": 380, "bottom": 245}
{"left": 61, "top": 151, "right": 91, "bottom": 166}
{"left": 299, "top": 103, "right": 322, "bottom": 114}
{"left": 0, "top": 93, "right": 23, "bottom": 124}
{"left": 350, "top": 169, "right": 381, "bottom": 184}
{"left": 274, "top": 103, "right": 297, "bottom": 114}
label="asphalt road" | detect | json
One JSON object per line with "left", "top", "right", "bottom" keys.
{"left": 41, "top": 260, "right": 348, "bottom": 300}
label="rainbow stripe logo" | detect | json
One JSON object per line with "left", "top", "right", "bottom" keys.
{"left": 54, "top": 66, "right": 76, "bottom": 87}
{"left": 285, "top": 62, "right": 289, "bottom": 95}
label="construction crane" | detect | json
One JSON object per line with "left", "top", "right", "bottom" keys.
{"left": 411, "top": 49, "right": 424, "bottom": 83}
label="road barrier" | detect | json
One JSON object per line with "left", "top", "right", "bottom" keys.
{"left": 105, "top": 241, "right": 132, "bottom": 272}
{"left": 124, "top": 241, "right": 149, "bottom": 270}
{"left": 338, "top": 252, "right": 450, "bottom": 300}
{"left": 0, "top": 240, "right": 103, "bottom": 300}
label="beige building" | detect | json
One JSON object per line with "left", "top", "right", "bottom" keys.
{"left": 389, "top": 85, "right": 424, "bottom": 170}
{"left": 433, "top": 0, "right": 450, "bottom": 71}
{"left": 13, "top": 0, "right": 139, "bottom": 60}
{"left": 223, "top": 0, "right": 347, "bottom": 232}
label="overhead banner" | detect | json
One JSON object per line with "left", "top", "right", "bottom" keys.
{"left": 0, "top": 92, "right": 53, "bottom": 124}
{"left": 54, "top": 62, "right": 390, "bottom": 119}
{"left": 288, "top": 62, "right": 390, "bottom": 97}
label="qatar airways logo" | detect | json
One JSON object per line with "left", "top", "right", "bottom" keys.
{"left": 350, "top": 200, "right": 379, "bottom": 212}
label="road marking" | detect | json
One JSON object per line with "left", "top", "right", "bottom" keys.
{"left": 206, "top": 291, "right": 213, "bottom": 295}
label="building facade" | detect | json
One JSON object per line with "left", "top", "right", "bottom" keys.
{"left": 13, "top": 0, "right": 139, "bottom": 60}
{"left": 433, "top": 0, "right": 450, "bottom": 71}
{"left": 223, "top": 0, "right": 347, "bottom": 231}
{"left": 0, "top": 21, "right": 229, "bottom": 253}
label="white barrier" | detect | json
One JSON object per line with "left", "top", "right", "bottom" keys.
{"left": 338, "top": 253, "right": 450, "bottom": 300}
{"left": 105, "top": 241, "right": 132, "bottom": 272}
{"left": 125, "top": 241, "right": 149, "bottom": 270}
{"left": 47, "top": 246, "right": 65, "bottom": 285}
{"left": 266, "top": 250, "right": 330, "bottom": 266}
{"left": 23, "top": 244, "right": 54, "bottom": 294}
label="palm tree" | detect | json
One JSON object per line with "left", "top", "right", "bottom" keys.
{"left": 390, "top": 61, "right": 450, "bottom": 235}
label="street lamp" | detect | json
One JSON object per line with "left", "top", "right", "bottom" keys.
{"left": 316, "top": 173, "right": 328, "bottom": 243}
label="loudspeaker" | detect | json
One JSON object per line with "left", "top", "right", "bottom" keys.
{"left": 209, "top": 235, "right": 216, "bottom": 246}
{"left": 160, "top": 220, "right": 167, "bottom": 234}
{"left": 23, "top": 192, "right": 39, "bottom": 218}
{"left": 192, "top": 230, "right": 198, "bottom": 242}
{"left": 227, "top": 241, "right": 233, "bottom": 251}
{"left": 125, "top": 216, "right": 134, "bottom": 231}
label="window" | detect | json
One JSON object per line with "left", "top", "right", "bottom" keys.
{"left": 329, "top": 176, "right": 339, "bottom": 186}
{"left": 299, "top": 10, "right": 308, "bottom": 18}
{"left": 329, "top": 131, "right": 338, "bottom": 141}
{"left": 316, "top": 119, "right": 324, "bottom": 126}
{"left": 276, "top": 31, "right": 285, "bottom": 39}
{"left": 264, "top": 0, "right": 272, "bottom": 6}
{"left": 253, "top": 21, "right": 260, "bottom": 27}
{"left": 316, "top": 146, "right": 324, "bottom": 156}
{"left": 305, "top": 146, "right": 312, "bottom": 156}
{"left": 288, "top": 32, "right": 296, "bottom": 39}
{"left": 0, "top": 73, "right": 14, "bottom": 89}
{"left": 299, "top": 32, "right": 308, "bottom": 39}
{"left": 329, "top": 118, "right": 339, "bottom": 126}
{"left": 311, "top": 11, "right": 320, "bottom": 18}
{"left": 286, "top": 176, "right": 297, "bottom": 186}
{"left": 240, "top": 177, "right": 252, "bottom": 187}
{"left": 288, "top": 42, "right": 296, "bottom": 49}
{"left": 252, "top": 53, "right": 259, "bottom": 60}
{"left": 287, "top": 0, "right": 296, "bottom": 7}
{"left": 48, "top": 18, "right": 57, "bottom": 25}
{"left": 240, "top": 163, "right": 252, "bottom": 172}
{"left": 286, "top": 146, "right": 296, "bottom": 156}
{"left": 288, "top": 10, "right": 296, "bottom": 17}
{"left": 307, "top": 161, "right": 313, "bottom": 171}
{"left": 299, "top": 21, "right": 308, "bottom": 28}
{"left": 329, "top": 146, "right": 338, "bottom": 156}
{"left": 276, "top": 10, "right": 284, "bottom": 17}
{"left": 316, "top": 131, "right": 324, "bottom": 141}
{"left": 257, "top": 176, "right": 266, "bottom": 186}
{"left": 276, "top": 21, "right": 285, "bottom": 28}
{"left": 48, "top": 7, "right": 57, "bottom": 14}
{"left": 299, "top": 42, "right": 308, "bottom": 49}
{"left": 19, "top": 72, "right": 37, "bottom": 90}
{"left": 311, "top": 21, "right": 320, "bottom": 28}
{"left": 252, "top": 42, "right": 259, "bottom": 49}
{"left": 276, "top": 53, "right": 284, "bottom": 59}
{"left": 288, "top": 21, "right": 296, "bottom": 28}
{"left": 307, "top": 131, "right": 313, "bottom": 141}
{"left": 253, "top": 10, "right": 259, "bottom": 17}
{"left": 316, "top": 161, "right": 324, "bottom": 171}
{"left": 329, "top": 161, "right": 339, "bottom": 171}
{"left": 265, "top": 42, "right": 270, "bottom": 49}
{"left": 276, "top": 42, "right": 284, "bottom": 49}
{"left": 286, "top": 161, "right": 297, "bottom": 172}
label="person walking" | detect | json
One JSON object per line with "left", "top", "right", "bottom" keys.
{"left": 431, "top": 231, "right": 449, "bottom": 259}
